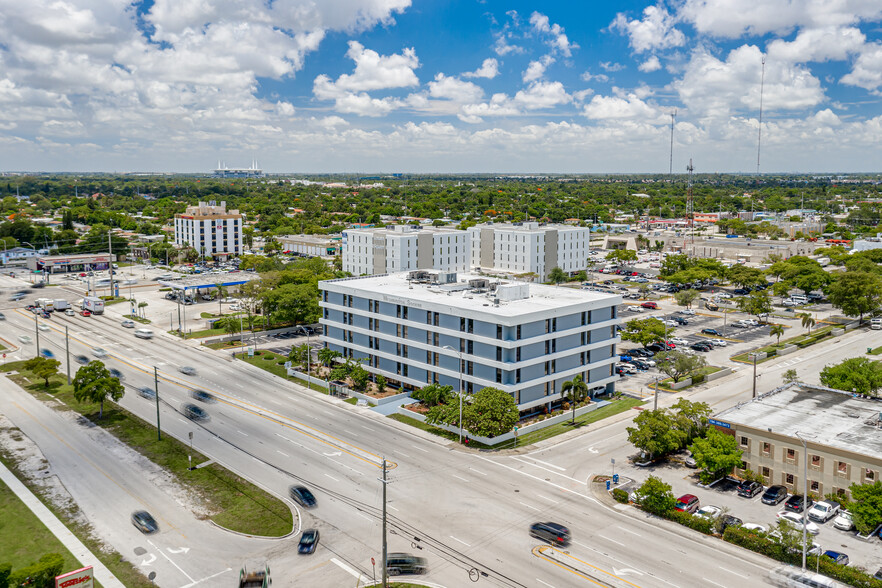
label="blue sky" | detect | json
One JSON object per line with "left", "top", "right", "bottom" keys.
{"left": 0, "top": 0, "right": 880, "bottom": 173}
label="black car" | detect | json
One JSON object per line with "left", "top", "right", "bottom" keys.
{"left": 182, "top": 403, "right": 208, "bottom": 421}
{"left": 733, "top": 288, "right": 749, "bottom": 295}
{"left": 386, "top": 553, "right": 428, "bottom": 576}
{"left": 109, "top": 368, "right": 124, "bottom": 380}
{"left": 737, "top": 481, "right": 763, "bottom": 498}
{"left": 74, "top": 354, "right": 90, "bottom": 365}
{"left": 691, "top": 343, "right": 712, "bottom": 352}
{"left": 298, "top": 529, "right": 320, "bottom": 554}
{"left": 190, "top": 389, "right": 215, "bottom": 403}
{"left": 761, "top": 485, "right": 788, "bottom": 505}
{"left": 645, "top": 343, "right": 665, "bottom": 353}
{"left": 784, "top": 494, "right": 813, "bottom": 513}
{"left": 529, "top": 522, "right": 570, "bottom": 546}
{"left": 289, "top": 485, "right": 317, "bottom": 508}
{"left": 673, "top": 317, "right": 689, "bottom": 325}
{"left": 701, "top": 328, "right": 722, "bottom": 336}
{"left": 629, "top": 348, "right": 650, "bottom": 357}
{"left": 131, "top": 510, "right": 158, "bottom": 534}
{"left": 629, "top": 359, "right": 650, "bottom": 370}
{"left": 719, "top": 515, "right": 743, "bottom": 533}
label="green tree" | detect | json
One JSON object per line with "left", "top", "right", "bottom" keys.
{"left": 671, "top": 398, "right": 712, "bottom": 442}
{"left": 726, "top": 265, "right": 767, "bottom": 289}
{"left": 621, "top": 317, "right": 667, "bottom": 348}
{"left": 782, "top": 368, "right": 798, "bottom": 384}
{"left": 547, "top": 266, "right": 568, "bottom": 285}
{"left": 317, "top": 347, "right": 342, "bottom": 369}
{"left": 846, "top": 481, "right": 882, "bottom": 535}
{"left": 689, "top": 428, "right": 744, "bottom": 484}
{"left": 606, "top": 248, "right": 638, "bottom": 264}
{"left": 462, "top": 387, "right": 519, "bottom": 437}
{"left": 820, "top": 357, "right": 882, "bottom": 396}
{"left": 561, "top": 375, "right": 589, "bottom": 424}
{"left": 215, "top": 283, "right": 228, "bottom": 315}
{"left": 375, "top": 374, "right": 387, "bottom": 393}
{"left": 137, "top": 301, "right": 148, "bottom": 319}
{"left": 288, "top": 343, "right": 311, "bottom": 371}
{"left": 411, "top": 383, "right": 454, "bottom": 407}
{"left": 627, "top": 409, "right": 687, "bottom": 458}
{"left": 350, "top": 364, "right": 370, "bottom": 391}
{"left": 655, "top": 350, "right": 707, "bottom": 383}
{"left": 736, "top": 290, "right": 772, "bottom": 318}
{"left": 828, "top": 271, "right": 882, "bottom": 324}
{"left": 769, "top": 324, "right": 785, "bottom": 344}
{"left": 673, "top": 289, "right": 700, "bottom": 309}
{"left": 635, "top": 476, "right": 677, "bottom": 516}
{"left": 72, "top": 361, "right": 125, "bottom": 419}
{"left": 221, "top": 315, "right": 241, "bottom": 337}
{"left": 23, "top": 356, "right": 60, "bottom": 388}
{"left": 799, "top": 312, "right": 815, "bottom": 334}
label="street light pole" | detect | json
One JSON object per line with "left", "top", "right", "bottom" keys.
{"left": 34, "top": 312, "right": 40, "bottom": 358}
{"left": 443, "top": 345, "right": 465, "bottom": 444}
{"left": 796, "top": 431, "right": 809, "bottom": 571}
{"left": 751, "top": 353, "right": 758, "bottom": 398}
{"left": 65, "top": 325, "right": 71, "bottom": 384}
{"left": 154, "top": 367, "right": 162, "bottom": 441}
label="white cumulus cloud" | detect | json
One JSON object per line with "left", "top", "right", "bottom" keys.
{"left": 529, "top": 12, "right": 578, "bottom": 57}
{"left": 523, "top": 56, "right": 555, "bottom": 83}
{"left": 841, "top": 42, "right": 882, "bottom": 90}
{"left": 463, "top": 58, "right": 500, "bottom": 79}
{"left": 638, "top": 56, "right": 662, "bottom": 72}
{"left": 610, "top": 5, "right": 686, "bottom": 53}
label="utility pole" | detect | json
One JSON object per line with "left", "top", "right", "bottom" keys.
{"left": 154, "top": 367, "right": 162, "bottom": 440}
{"left": 686, "top": 159, "right": 695, "bottom": 246}
{"left": 669, "top": 109, "right": 676, "bottom": 175}
{"left": 65, "top": 325, "right": 71, "bottom": 384}
{"left": 108, "top": 230, "right": 115, "bottom": 300}
{"left": 756, "top": 56, "right": 766, "bottom": 175}
{"left": 34, "top": 313, "right": 40, "bottom": 358}
{"left": 381, "top": 457, "right": 389, "bottom": 588}
{"left": 653, "top": 377, "right": 660, "bottom": 410}
{"left": 751, "top": 353, "right": 758, "bottom": 398}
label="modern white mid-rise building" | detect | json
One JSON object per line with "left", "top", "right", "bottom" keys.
{"left": 467, "top": 222, "right": 593, "bottom": 280}
{"left": 319, "top": 270, "right": 621, "bottom": 413}
{"left": 174, "top": 201, "right": 243, "bottom": 259}
{"left": 342, "top": 225, "right": 469, "bottom": 275}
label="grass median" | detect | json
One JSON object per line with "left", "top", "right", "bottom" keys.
{"left": 1, "top": 360, "right": 293, "bottom": 538}
{"left": 238, "top": 350, "right": 330, "bottom": 394}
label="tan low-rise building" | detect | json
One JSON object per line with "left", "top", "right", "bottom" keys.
{"left": 712, "top": 383, "right": 882, "bottom": 500}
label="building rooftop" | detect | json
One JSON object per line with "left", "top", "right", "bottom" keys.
{"left": 321, "top": 271, "right": 620, "bottom": 319}
{"left": 279, "top": 234, "right": 342, "bottom": 244}
{"left": 715, "top": 384, "right": 882, "bottom": 458}
{"left": 344, "top": 225, "right": 464, "bottom": 236}
{"left": 469, "top": 222, "right": 589, "bottom": 232}
{"left": 178, "top": 201, "right": 240, "bottom": 217}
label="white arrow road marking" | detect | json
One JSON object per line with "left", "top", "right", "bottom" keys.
{"left": 167, "top": 547, "right": 190, "bottom": 554}
{"left": 140, "top": 554, "right": 156, "bottom": 566}
{"left": 614, "top": 568, "right": 644, "bottom": 576}
{"left": 323, "top": 451, "right": 342, "bottom": 457}
{"left": 588, "top": 447, "right": 599, "bottom": 454}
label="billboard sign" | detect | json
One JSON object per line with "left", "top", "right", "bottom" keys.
{"left": 56, "top": 566, "right": 94, "bottom": 588}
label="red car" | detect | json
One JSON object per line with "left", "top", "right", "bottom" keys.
{"left": 80, "top": 310, "right": 91, "bottom": 317}
{"left": 641, "top": 301, "right": 659, "bottom": 309}
{"left": 675, "top": 494, "right": 700, "bottom": 514}
{"left": 663, "top": 341, "right": 676, "bottom": 349}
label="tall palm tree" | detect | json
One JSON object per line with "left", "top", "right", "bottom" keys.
{"left": 215, "top": 283, "right": 228, "bottom": 316}
{"left": 317, "top": 347, "right": 342, "bottom": 369}
{"left": 561, "top": 375, "right": 589, "bottom": 425}
{"left": 800, "top": 312, "right": 815, "bottom": 334}
{"left": 770, "top": 324, "right": 785, "bottom": 345}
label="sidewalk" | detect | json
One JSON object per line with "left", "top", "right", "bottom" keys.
{"left": 0, "top": 462, "right": 125, "bottom": 588}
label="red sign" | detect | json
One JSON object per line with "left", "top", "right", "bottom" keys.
{"left": 56, "top": 566, "right": 93, "bottom": 588}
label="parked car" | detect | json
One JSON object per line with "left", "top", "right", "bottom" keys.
{"left": 733, "top": 288, "right": 750, "bottom": 295}
{"left": 777, "top": 511, "right": 820, "bottom": 535}
{"left": 742, "top": 523, "right": 767, "bottom": 533}
{"left": 131, "top": 510, "right": 158, "bottom": 534}
{"left": 529, "top": 522, "right": 570, "bottom": 546}
{"left": 298, "top": 529, "right": 320, "bottom": 554}
{"left": 719, "top": 515, "right": 743, "bottom": 533}
{"left": 784, "top": 494, "right": 813, "bottom": 513}
{"left": 289, "top": 485, "right": 317, "bottom": 508}
{"left": 701, "top": 328, "right": 722, "bottom": 336}
{"left": 761, "top": 485, "right": 788, "bottom": 505}
{"left": 832, "top": 510, "right": 854, "bottom": 531}
{"left": 737, "top": 481, "right": 763, "bottom": 498}
{"left": 672, "top": 317, "right": 689, "bottom": 325}
{"left": 641, "top": 301, "right": 658, "bottom": 310}
{"left": 709, "top": 339, "right": 728, "bottom": 347}
{"left": 807, "top": 500, "right": 841, "bottom": 523}
{"left": 670, "top": 337, "right": 689, "bottom": 345}
{"left": 690, "top": 342, "right": 712, "bottom": 352}
{"left": 695, "top": 505, "right": 722, "bottom": 520}
{"left": 678, "top": 309, "right": 696, "bottom": 315}
{"left": 823, "top": 550, "right": 849, "bottom": 566}
{"left": 675, "top": 494, "right": 700, "bottom": 514}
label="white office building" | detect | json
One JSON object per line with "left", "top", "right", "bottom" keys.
{"left": 319, "top": 270, "right": 621, "bottom": 413}
{"left": 174, "top": 201, "right": 243, "bottom": 259}
{"left": 467, "top": 222, "right": 593, "bottom": 280}
{"left": 342, "top": 225, "right": 469, "bottom": 275}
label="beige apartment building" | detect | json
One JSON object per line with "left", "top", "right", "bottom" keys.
{"left": 712, "top": 384, "right": 882, "bottom": 500}
{"left": 174, "top": 200, "right": 243, "bottom": 259}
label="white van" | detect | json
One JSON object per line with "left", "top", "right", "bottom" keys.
{"left": 790, "top": 295, "right": 808, "bottom": 305}
{"left": 871, "top": 318, "right": 882, "bottom": 330}
{"left": 134, "top": 328, "right": 154, "bottom": 339}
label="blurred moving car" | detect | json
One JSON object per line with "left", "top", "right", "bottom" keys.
{"left": 298, "top": 529, "right": 320, "bottom": 554}
{"left": 74, "top": 355, "right": 90, "bottom": 365}
{"left": 182, "top": 403, "right": 208, "bottom": 421}
{"left": 289, "top": 485, "right": 317, "bottom": 508}
{"left": 179, "top": 366, "right": 197, "bottom": 376}
{"left": 92, "top": 347, "right": 108, "bottom": 357}
{"left": 238, "top": 563, "right": 271, "bottom": 588}
{"left": 121, "top": 319, "right": 135, "bottom": 328}
{"left": 190, "top": 389, "right": 215, "bottom": 403}
{"left": 529, "top": 522, "right": 571, "bottom": 546}
{"left": 131, "top": 510, "right": 158, "bottom": 534}
{"left": 138, "top": 387, "right": 156, "bottom": 400}
{"left": 109, "top": 368, "right": 124, "bottom": 380}
{"left": 386, "top": 553, "right": 428, "bottom": 577}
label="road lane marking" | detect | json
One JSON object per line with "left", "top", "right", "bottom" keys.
{"left": 702, "top": 578, "right": 726, "bottom": 588}
{"left": 344, "top": 429, "right": 359, "bottom": 437}
{"left": 452, "top": 474, "right": 469, "bottom": 483}
{"left": 237, "top": 430, "right": 248, "bottom": 436}
{"left": 474, "top": 455, "right": 600, "bottom": 505}
{"left": 397, "top": 451, "right": 410, "bottom": 458}
{"left": 518, "top": 501, "right": 540, "bottom": 511}
{"left": 449, "top": 536, "right": 471, "bottom": 547}
{"left": 148, "top": 538, "right": 194, "bottom": 583}
{"left": 531, "top": 546, "right": 622, "bottom": 588}
{"left": 388, "top": 505, "right": 398, "bottom": 511}
{"left": 412, "top": 446, "right": 429, "bottom": 453}
{"left": 510, "top": 456, "right": 582, "bottom": 483}
{"left": 616, "top": 526, "right": 641, "bottom": 537}
{"left": 276, "top": 450, "right": 288, "bottom": 457}
{"left": 718, "top": 566, "right": 747, "bottom": 578}
{"left": 536, "top": 580, "right": 556, "bottom": 588}
{"left": 330, "top": 558, "right": 365, "bottom": 581}
{"left": 468, "top": 467, "right": 487, "bottom": 476}
{"left": 324, "top": 473, "right": 340, "bottom": 482}
{"left": 180, "top": 567, "right": 233, "bottom": 588}
{"left": 517, "top": 456, "right": 566, "bottom": 471}
{"left": 598, "top": 534, "right": 625, "bottom": 547}
{"left": 537, "top": 494, "right": 559, "bottom": 504}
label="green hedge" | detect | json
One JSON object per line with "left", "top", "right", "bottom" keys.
{"left": 7, "top": 553, "right": 64, "bottom": 588}
{"left": 0, "top": 564, "right": 9, "bottom": 587}
{"left": 665, "top": 510, "right": 714, "bottom": 535}
{"left": 611, "top": 488, "right": 629, "bottom": 503}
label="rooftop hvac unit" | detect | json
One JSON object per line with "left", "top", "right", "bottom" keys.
{"left": 468, "top": 278, "right": 489, "bottom": 289}
{"left": 432, "top": 271, "right": 457, "bottom": 284}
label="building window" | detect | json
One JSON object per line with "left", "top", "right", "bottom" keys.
{"left": 810, "top": 480, "right": 821, "bottom": 494}
{"left": 866, "top": 469, "right": 877, "bottom": 482}
{"left": 761, "top": 442, "right": 772, "bottom": 456}
{"left": 496, "top": 347, "right": 502, "bottom": 361}
{"left": 811, "top": 455, "right": 821, "bottom": 470}
{"left": 785, "top": 448, "right": 796, "bottom": 463}
{"left": 496, "top": 369, "right": 502, "bottom": 383}
{"left": 761, "top": 466, "right": 771, "bottom": 481}
{"left": 785, "top": 473, "right": 795, "bottom": 486}
{"left": 467, "top": 319, "right": 474, "bottom": 334}
{"left": 460, "top": 317, "right": 466, "bottom": 332}
{"left": 517, "top": 325, "right": 522, "bottom": 339}
{"left": 739, "top": 436, "right": 749, "bottom": 448}
{"left": 497, "top": 324, "right": 503, "bottom": 339}
{"left": 837, "top": 461, "right": 848, "bottom": 477}
{"left": 516, "top": 347, "right": 521, "bottom": 362}
{"left": 403, "top": 307, "right": 409, "bottom": 320}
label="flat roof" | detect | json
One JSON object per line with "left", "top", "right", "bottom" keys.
{"left": 279, "top": 234, "right": 341, "bottom": 244}
{"left": 158, "top": 272, "right": 260, "bottom": 291}
{"left": 321, "top": 272, "right": 620, "bottom": 319}
{"left": 715, "top": 384, "right": 882, "bottom": 459}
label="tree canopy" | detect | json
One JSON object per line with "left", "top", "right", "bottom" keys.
{"left": 819, "top": 357, "right": 882, "bottom": 396}
{"left": 621, "top": 317, "right": 667, "bottom": 348}
{"left": 72, "top": 361, "right": 125, "bottom": 419}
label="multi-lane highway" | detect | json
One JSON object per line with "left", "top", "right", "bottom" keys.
{"left": 2, "top": 273, "right": 871, "bottom": 587}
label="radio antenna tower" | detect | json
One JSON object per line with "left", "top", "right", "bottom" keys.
{"left": 669, "top": 109, "right": 677, "bottom": 175}
{"left": 756, "top": 56, "right": 766, "bottom": 174}
{"left": 686, "top": 158, "right": 695, "bottom": 245}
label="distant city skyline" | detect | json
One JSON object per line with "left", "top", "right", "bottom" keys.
{"left": 1, "top": 1, "right": 881, "bottom": 173}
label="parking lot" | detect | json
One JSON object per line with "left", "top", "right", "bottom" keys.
{"left": 615, "top": 458, "right": 882, "bottom": 574}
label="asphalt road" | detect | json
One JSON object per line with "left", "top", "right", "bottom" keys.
{"left": 1, "top": 272, "right": 875, "bottom": 587}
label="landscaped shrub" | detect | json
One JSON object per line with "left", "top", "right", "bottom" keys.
{"left": 811, "top": 554, "right": 882, "bottom": 588}
{"left": 611, "top": 488, "right": 629, "bottom": 503}
{"left": 665, "top": 510, "right": 714, "bottom": 534}
{"left": 0, "top": 564, "right": 10, "bottom": 587}
{"left": 8, "top": 554, "right": 64, "bottom": 588}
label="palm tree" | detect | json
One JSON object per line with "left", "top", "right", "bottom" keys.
{"left": 770, "top": 324, "right": 785, "bottom": 345}
{"left": 137, "top": 301, "right": 148, "bottom": 319}
{"left": 800, "top": 312, "right": 815, "bottom": 334}
{"left": 561, "top": 375, "right": 589, "bottom": 425}
{"left": 317, "top": 347, "right": 342, "bottom": 369}
{"left": 215, "top": 283, "right": 228, "bottom": 316}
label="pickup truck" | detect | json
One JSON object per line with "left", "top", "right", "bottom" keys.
{"left": 807, "top": 500, "right": 840, "bottom": 523}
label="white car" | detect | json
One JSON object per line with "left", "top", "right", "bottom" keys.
{"left": 663, "top": 320, "right": 678, "bottom": 327}
{"left": 709, "top": 339, "right": 728, "bottom": 347}
{"left": 65, "top": 308, "right": 75, "bottom": 316}
{"left": 617, "top": 363, "right": 637, "bottom": 374}
{"left": 777, "top": 511, "right": 820, "bottom": 535}
{"left": 19, "top": 335, "right": 33, "bottom": 345}
{"left": 121, "top": 319, "right": 135, "bottom": 328}
{"left": 742, "top": 523, "right": 767, "bottom": 533}
{"left": 92, "top": 347, "right": 108, "bottom": 358}
{"left": 38, "top": 324, "right": 50, "bottom": 332}
{"left": 695, "top": 505, "right": 722, "bottom": 520}
{"left": 807, "top": 500, "right": 840, "bottom": 523}
{"left": 782, "top": 298, "right": 799, "bottom": 306}
{"left": 678, "top": 309, "right": 696, "bottom": 315}
{"left": 832, "top": 510, "right": 854, "bottom": 531}
{"left": 715, "top": 293, "right": 733, "bottom": 299}
{"left": 670, "top": 338, "right": 690, "bottom": 345}
{"left": 742, "top": 319, "right": 759, "bottom": 327}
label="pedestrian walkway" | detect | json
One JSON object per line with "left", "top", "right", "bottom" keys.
{"left": 0, "top": 462, "right": 126, "bottom": 588}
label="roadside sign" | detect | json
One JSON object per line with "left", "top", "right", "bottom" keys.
{"left": 55, "top": 566, "right": 93, "bottom": 588}
{"left": 248, "top": 347, "right": 254, "bottom": 357}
